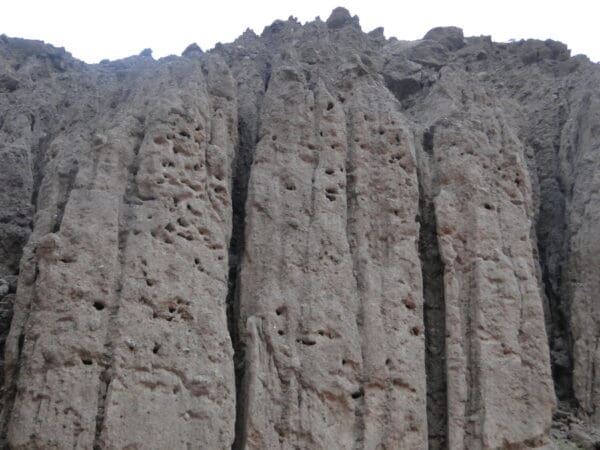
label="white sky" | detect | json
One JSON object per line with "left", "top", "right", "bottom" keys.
{"left": 1, "top": 0, "right": 598, "bottom": 64}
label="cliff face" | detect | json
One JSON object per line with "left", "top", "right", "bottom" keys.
{"left": 0, "top": 7, "right": 599, "bottom": 449}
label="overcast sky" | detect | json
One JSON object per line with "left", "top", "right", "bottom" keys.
{"left": 1, "top": 0, "right": 598, "bottom": 63}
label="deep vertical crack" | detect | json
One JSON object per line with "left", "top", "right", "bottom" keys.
{"left": 227, "top": 111, "right": 257, "bottom": 450}
{"left": 528, "top": 95, "right": 574, "bottom": 405}
{"left": 93, "top": 129, "right": 144, "bottom": 449}
{"left": 52, "top": 160, "right": 79, "bottom": 233}
{"left": 417, "top": 129, "right": 448, "bottom": 450}
{"left": 342, "top": 108, "right": 366, "bottom": 450}
{"left": 0, "top": 125, "right": 65, "bottom": 446}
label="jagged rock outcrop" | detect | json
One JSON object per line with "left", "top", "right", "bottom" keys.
{"left": 1, "top": 7, "right": 599, "bottom": 449}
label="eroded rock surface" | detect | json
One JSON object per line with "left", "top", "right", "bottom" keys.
{"left": 1, "top": 8, "right": 599, "bottom": 450}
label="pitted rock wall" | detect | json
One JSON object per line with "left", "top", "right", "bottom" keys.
{"left": 1, "top": 7, "right": 600, "bottom": 449}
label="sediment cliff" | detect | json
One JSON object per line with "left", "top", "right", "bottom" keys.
{"left": 1, "top": 7, "right": 599, "bottom": 449}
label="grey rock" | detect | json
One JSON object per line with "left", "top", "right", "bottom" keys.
{"left": 423, "top": 26, "right": 465, "bottom": 50}
{"left": 182, "top": 43, "right": 203, "bottom": 57}
{"left": 0, "top": 7, "right": 599, "bottom": 450}
{"left": 326, "top": 7, "right": 358, "bottom": 29}
{"left": 0, "top": 74, "right": 19, "bottom": 93}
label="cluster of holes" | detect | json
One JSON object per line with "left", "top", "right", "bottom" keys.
{"left": 317, "top": 329, "right": 334, "bottom": 339}
{"left": 164, "top": 297, "right": 193, "bottom": 322}
{"left": 319, "top": 249, "right": 341, "bottom": 264}
{"left": 275, "top": 305, "right": 286, "bottom": 336}
{"left": 150, "top": 227, "right": 173, "bottom": 245}
{"left": 139, "top": 258, "right": 157, "bottom": 287}
{"left": 147, "top": 296, "right": 193, "bottom": 323}
{"left": 141, "top": 267, "right": 156, "bottom": 287}
{"left": 152, "top": 124, "right": 215, "bottom": 209}
{"left": 148, "top": 217, "right": 224, "bottom": 262}
{"left": 388, "top": 153, "right": 402, "bottom": 165}
{"left": 325, "top": 187, "right": 339, "bottom": 202}
{"left": 179, "top": 177, "right": 204, "bottom": 193}
{"left": 178, "top": 231, "right": 194, "bottom": 241}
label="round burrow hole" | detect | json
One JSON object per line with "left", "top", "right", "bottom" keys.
{"left": 93, "top": 301, "right": 105, "bottom": 311}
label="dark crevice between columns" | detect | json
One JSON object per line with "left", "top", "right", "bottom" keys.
{"left": 0, "top": 122, "right": 61, "bottom": 446}
{"left": 30, "top": 132, "right": 53, "bottom": 214}
{"left": 52, "top": 161, "right": 79, "bottom": 233}
{"left": 417, "top": 128, "right": 448, "bottom": 450}
{"left": 527, "top": 98, "right": 575, "bottom": 406}
{"left": 228, "top": 110, "right": 258, "bottom": 450}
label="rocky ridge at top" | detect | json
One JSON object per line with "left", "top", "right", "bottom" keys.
{"left": 0, "top": 7, "right": 599, "bottom": 449}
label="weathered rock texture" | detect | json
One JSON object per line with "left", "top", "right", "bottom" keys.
{"left": 1, "top": 7, "right": 599, "bottom": 449}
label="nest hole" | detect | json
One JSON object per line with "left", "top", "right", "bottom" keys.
{"left": 93, "top": 301, "right": 105, "bottom": 311}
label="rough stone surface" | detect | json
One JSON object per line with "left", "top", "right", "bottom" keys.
{"left": 1, "top": 9, "right": 600, "bottom": 450}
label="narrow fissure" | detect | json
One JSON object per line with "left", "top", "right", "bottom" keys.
{"left": 0, "top": 294, "right": 14, "bottom": 389}
{"left": 528, "top": 98, "right": 575, "bottom": 406}
{"left": 417, "top": 130, "right": 448, "bottom": 450}
{"left": 30, "top": 133, "right": 52, "bottom": 212}
{"left": 540, "top": 239, "right": 574, "bottom": 404}
{"left": 52, "top": 161, "right": 79, "bottom": 233}
{"left": 343, "top": 110, "right": 366, "bottom": 449}
{"left": 1, "top": 123, "right": 64, "bottom": 446}
{"left": 0, "top": 295, "right": 24, "bottom": 448}
{"left": 227, "top": 111, "right": 258, "bottom": 450}
{"left": 93, "top": 131, "right": 144, "bottom": 449}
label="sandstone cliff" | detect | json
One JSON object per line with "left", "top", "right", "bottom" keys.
{"left": 0, "top": 7, "right": 599, "bottom": 449}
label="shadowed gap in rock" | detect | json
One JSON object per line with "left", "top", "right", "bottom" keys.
{"left": 417, "top": 129, "right": 448, "bottom": 449}
{"left": 227, "top": 113, "right": 256, "bottom": 450}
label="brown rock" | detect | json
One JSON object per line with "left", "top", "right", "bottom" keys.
{"left": 1, "top": 8, "right": 600, "bottom": 450}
